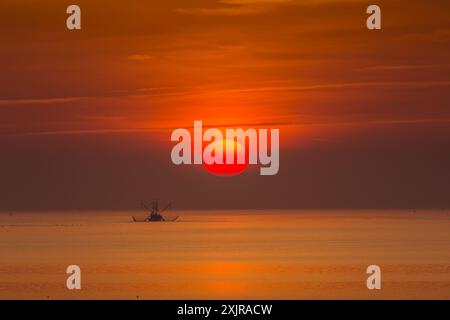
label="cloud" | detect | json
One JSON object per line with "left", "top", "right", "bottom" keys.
{"left": 127, "top": 54, "right": 155, "bottom": 61}
{"left": 0, "top": 97, "right": 84, "bottom": 106}
{"left": 221, "top": 0, "right": 293, "bottom": 3}
{"left": 7, "top": 116, "right": 450, "bottom": 138}
{"left": 0, "top": 87, "right": 182, "bottom": 107}
{"left": 2, "top": 79, "right": 449, "bottom": 108}
{"left": 10, "top": 128, "right": 163, "bottom": 137}
{"left": 215, "top": 80, "right": 450, "bottom": 94}
{"left": 359, "top": 64, "right": 450, "bottom": 72}
{"left": 177, "top": 0, "right": 365, "bottom": 16}
{"left": 177, "top": 0, "right": 295, "bottom": 16}
{"left": 176, "top": 6, "right": 260, "bottom": 16}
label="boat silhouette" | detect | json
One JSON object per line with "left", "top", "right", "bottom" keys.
{"left": 132, "top": 200, "right": 178, "bottom": 222}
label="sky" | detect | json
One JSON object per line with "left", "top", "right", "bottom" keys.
{"left": 0, "top": 0, "right": 450, "bottom": 210}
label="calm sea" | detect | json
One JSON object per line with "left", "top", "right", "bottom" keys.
{"left": 1, "top": 210, "right": 450, "bottom": 299}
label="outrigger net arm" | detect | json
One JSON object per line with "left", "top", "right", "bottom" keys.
{"left": 161, "top": 202, "right": 172, "bottom": 213}
{"left": 141, "top": 201, "right": 148, "bottom": 210}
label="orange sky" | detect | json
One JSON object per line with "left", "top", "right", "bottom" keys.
{"left": 0, "top": 1, "right": 450, "bottom": 210}
{"left": 1, "top": 0, "right": 449, "bottom": 136}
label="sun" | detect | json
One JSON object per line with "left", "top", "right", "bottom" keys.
{"left": 203, "top": 139, "right": 248, "bottom": 176}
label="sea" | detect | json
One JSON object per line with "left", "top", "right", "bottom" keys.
{"left": 1, "top": 210, "right": 450, "bottom": 299}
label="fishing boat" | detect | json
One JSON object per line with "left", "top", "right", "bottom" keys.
{"left": 132, "top": 200, "right": 179, "bottom": 222}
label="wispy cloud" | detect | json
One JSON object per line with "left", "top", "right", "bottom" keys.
{"left": 0, "top": 87, "right": 182, "bottom": 107}
{"left": 359, "top": 64, "right": 450, "bottom": 72}
{"left": 213, "top": 80, "right": 450, "bottom": 94}
{"left": 0, "top": 97, "right": 85, "bottom": 106}
{"left": 7, "top": 116, "right": 450, "bottom": 138}
{"left": 10, "top": 128, "right": 164, "bottom": 137}
{"left": 177, "top": 0, "right": 364, "bottom": 16}
{"left": 177, "top": 0, "right": 294, "bottom": 16}
{"left": 176, "top": 6, "right": 260, "bottom": 16}
{"left": 127, "top": 54, "right": 155, "bottom": 61}
{"left": 2, "top": 79, "right": 450, "bottom": 108}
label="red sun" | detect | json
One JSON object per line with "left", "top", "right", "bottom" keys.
{"left": 203, "top": 139, "right": 248, "bottom": 176}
